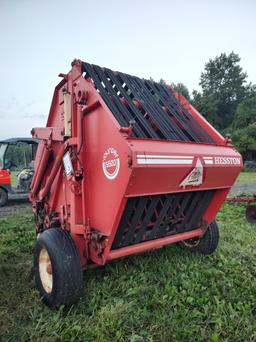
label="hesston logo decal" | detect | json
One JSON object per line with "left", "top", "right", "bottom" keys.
{"left": 136, "top": 154, "right": 241, "bottom": 166}
{"left": 180, "top": 158, "right": 203, "bottom": 188}
{"left": 203, "top": 156, "right": 241, "bottom": 165}
{"left": 214, "top": 157, "right": 241, "bottom": 165}
{"left": 102, "top": 147, "right": 120, "bottom": 180}
{"left": 135, "top": 154, "right": 241, "bottom": 189}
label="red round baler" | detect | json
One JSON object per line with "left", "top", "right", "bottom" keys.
{"left": 30, "top": 60, "right": 242, "bottom": 307}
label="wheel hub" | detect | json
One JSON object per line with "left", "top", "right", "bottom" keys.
{"left": 182, "top": 237, "right": 200, "bottom": 248}
{"left": 39, "top": 248, "right": 53, "bottom": 293}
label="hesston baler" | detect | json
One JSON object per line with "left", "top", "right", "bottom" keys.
{"left": 30, "top": 60, "right": 242, "bottom": 308}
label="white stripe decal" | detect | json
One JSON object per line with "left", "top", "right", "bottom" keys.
{"left": 136, "top": 154, "right": 193, "bottom": 159}
{"left": 203, "top": 157, "right": 213, "bottom": 160}
{"left": 137, "top": 159, "right": 193, "bottom": 165}
{"left": 204, "top": 160, "right": 214, "bottom": 165}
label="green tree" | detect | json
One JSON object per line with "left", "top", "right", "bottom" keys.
{"left": 193, "top": 52, "right": 252, "bottom": 130}
{"left": 232, "top": 96, "right": 256, "bottom": 129}
{"left": 192, "top": 90, "right": 218, "bottom": 125}
{"left": 232, "top": 124, "right": 256, "bottom": 160}
{"left": 231, "top": 96, "right": 256, "bottom": 160}
{"left": 171, "top": 82, "right": 190, "bottom": 101}
{"left": 159, "top": 78, "right": 166, "bottom": 85}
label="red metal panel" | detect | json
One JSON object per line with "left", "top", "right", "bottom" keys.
{"left": 202, "top": 188, "right": 230, "bottom": 224}
{"left": 124, "top": 139, "right": 242, "bottom": 197}
{"left": 82, "top": 99, "right": 132, "bottom": 237}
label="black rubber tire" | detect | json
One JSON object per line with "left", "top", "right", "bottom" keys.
{"left": 0, "top": 188, "right": 8, "bottom": 207}
{"left": 34, "top": 228, "right": 83, "bottom": 308}
{"left": 181, "top": 221, "right": 219, "bottom": 255}
{"left": 245, "top": 205, "right": 256, "bottom": 224}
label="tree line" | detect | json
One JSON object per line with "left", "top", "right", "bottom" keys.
{"left": 167, "top": 52, "right": 256, "bottom": 160}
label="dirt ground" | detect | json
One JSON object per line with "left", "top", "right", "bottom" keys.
{"left": 231, "top": 183, "right": 256, "bottom": 194}
{"left": 0, "top": 194, "right": 31, "bottom": 219}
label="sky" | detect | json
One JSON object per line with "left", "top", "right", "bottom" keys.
{"left": 0, "top": 0, "right": 256, "bottom": 139}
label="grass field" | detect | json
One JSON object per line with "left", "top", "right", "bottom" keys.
{"left": 1, "top": 202, "right": 256, "bottom": 341}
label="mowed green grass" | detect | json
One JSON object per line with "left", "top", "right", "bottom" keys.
{"left": 1, "top": 203, "right": 256, "bottom": 341}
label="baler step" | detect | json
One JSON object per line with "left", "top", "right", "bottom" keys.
{"left": 82, "top": 62, "right": 214, "bottom": 143}
{"left": 111, "top": 190, "right": 215, "bottom": 249}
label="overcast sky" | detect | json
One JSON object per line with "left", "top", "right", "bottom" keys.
{"left": 0, "top": 0, "right": 255, "bottom": 139}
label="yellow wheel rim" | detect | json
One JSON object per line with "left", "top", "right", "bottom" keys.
{"left": 39, "top": 248, "right": 53, "bottom": 293}
{"left": 182, "top": 238, "right": 200, "bottom": 248}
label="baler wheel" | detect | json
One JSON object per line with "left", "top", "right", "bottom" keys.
{"left": 34, "top": 228, "right": 83, "bottom": 308}
{"left": 181, "top": 221, "right": 219, "bottom": 255}
{"left": 0, "top": 188, "right": 8, "bottom": 207}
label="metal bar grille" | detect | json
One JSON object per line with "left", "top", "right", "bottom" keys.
{"left": 82, "top": 62, "right": 214, "bottom": 144}
{"left": 111, "top": 190, "right": 215, "bottom": 249}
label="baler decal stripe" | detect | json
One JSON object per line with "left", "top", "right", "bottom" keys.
{"left": 137, "top": 159, "right": 193, "bottom": 165}
{"left": 137, "top": 155, "right": 217, "bottom": 165}
{"left": 137, "top": 155, "right": 193, "bottom": 159}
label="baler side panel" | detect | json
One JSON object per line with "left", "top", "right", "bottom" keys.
{"left": 202, "top": 188, "right": 230, "bottom": 224}
{"left": 125, "top": 139, "right": 242, "bottom": 197}
{"left": 81, "top": 100, "right": 133, "bottom": 262}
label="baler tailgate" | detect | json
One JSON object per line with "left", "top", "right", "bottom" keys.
{"left": 82, "top": 62, "right": 214, "bottom": 143}
{"left": 112, "top": 190, "right": 215, "bottom": 249}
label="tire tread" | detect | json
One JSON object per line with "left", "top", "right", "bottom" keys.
{"left": 34, "top": 228, "right": 83, "bottom": 308}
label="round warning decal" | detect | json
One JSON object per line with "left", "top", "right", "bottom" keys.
{"left": 102, "top": 147, "right": 120, "bottom": 180}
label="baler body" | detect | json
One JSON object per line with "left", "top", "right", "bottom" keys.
{"left": 30, "top": 60, "right": 242, "bottom": 267}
